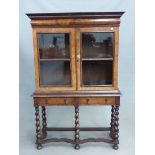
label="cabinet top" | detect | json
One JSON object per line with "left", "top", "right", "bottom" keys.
{"left": 26, "top": 12, "right": 124, "bottom": 20}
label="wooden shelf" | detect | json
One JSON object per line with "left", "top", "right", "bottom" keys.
{"left": 40, "top": 58, "right": 70, "bottom": 61}
{"left": 82, "top": 84, "right": 113, "bottom": 87}
{"left": 82, "top": 58, "right": 113, "bottom": 61}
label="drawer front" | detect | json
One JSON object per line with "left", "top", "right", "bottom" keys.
{"left": 79, "top": 97, "right": 115, "bottom": 105}
{"left": 34, "top": 97, "right": 119, "bottom": 106}
{"left": 34, "top": 97, "right": 46, "bottom": 105}
{"left": 46, "top": 98, "right": 74, "bottom": 105}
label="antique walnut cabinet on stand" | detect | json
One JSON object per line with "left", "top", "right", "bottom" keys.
{"left": 27, "top": 12, "right": 124, "bottom": 150}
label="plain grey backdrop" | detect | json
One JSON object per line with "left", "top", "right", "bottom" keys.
{"left": 19, "top": 0, "right": 135, "bottom": 155}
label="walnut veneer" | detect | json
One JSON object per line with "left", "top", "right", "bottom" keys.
{"left": 27, "top": 12, "right": 124, "bottom": 150}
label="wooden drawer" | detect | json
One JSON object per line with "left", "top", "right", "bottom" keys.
{"left": 78, "top": 97, "right": 115, "bottom": 105}
{"left": 34, "top": 97, "right": 119, "bottom": 106}
{"left": 46, "top": 98, "right": 74, "bottom": 105}
{"left": 35, "top": 97, "right": 74, "bottom": 105}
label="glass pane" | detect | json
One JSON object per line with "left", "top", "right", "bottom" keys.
{"left": 40, "top": 61, "right": 71, "bottom": 86}
{"left": 38, "top": 33, "right": 70, "bottom": 59}
{"left": 82, "top": 32, "right": 113, "bottom": 58}
{"left": 82, "top": 61, "right": 113, "bottom": 86}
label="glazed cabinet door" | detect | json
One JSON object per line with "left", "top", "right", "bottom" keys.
{"left": 33, "top": 28, "right": 76, "bottom": 90}
{"left": 76, "top": 27, "right": 119, "bottom": 90}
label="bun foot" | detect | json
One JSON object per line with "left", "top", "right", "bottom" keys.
{"left": 113, "top": 144, "right": 119, "bottom": 150}
{"left": 37, "top": 144, "right": 42, "bottom": 150}
{"left": 74, "top": 144, "right": 80, "bottom": 150}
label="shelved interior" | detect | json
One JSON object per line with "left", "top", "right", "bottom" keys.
{"left": 40, "top": 61, "right": 71, "bottom": 86}
{"left": 37, "top": 33, "right": 71, "bottom": 86}
{"left": 81, "top": 32, "right": 114, "bottom": 86}
{"left": 37, "top": 33, "right": 70, "bottom": 60}
{"left": 82, "top": 61, "right": 113, "bottom": 86}
{"left": 82, "top": 32, "right": 113, "bottom": 59}
{"left": 36, "top": 31, "right": 114, "bottom": 87}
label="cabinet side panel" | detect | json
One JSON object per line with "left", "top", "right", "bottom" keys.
{"left": 32, "top": 29, "right": 40, "bottom": 89}
{"left": 113, "top": 27, "right": 119, "bottom": 89}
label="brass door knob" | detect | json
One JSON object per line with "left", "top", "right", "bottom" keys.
{"left": 77, "top": 54, "right": 80, "bottom": 62}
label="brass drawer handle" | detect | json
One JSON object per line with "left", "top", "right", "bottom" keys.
{"left": 64, "top": 98, "right": 67, "bottom": 104}
{"left": 105, "top": 98, "right": 108, "bottom": 104}
{"left": 86, "top": 98, "right": 90, "bottom": 104}
{"left": 46, "top": 98, "right": 48, "bottom": 105}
